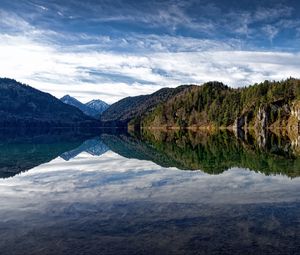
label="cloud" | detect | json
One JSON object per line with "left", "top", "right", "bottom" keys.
{"left": 262, "top": 25, "right": 279, "bottom": 42}
{"left": 253, "top": 5, "right": 294, "bottom": 22}
{"left": 1, "top": 150, "right": 300, "bottom": 211}
{"left": 0, "top": 32, "right": 300, "bottom": 103}
{"left": 0, "top": 1, "right": 300, "bottom": 103}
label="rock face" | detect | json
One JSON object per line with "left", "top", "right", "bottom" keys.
{"left": 255, "top": 107, "right": 268, "bottom": 130}
{"left": 256, "top": 107, "right": 267, "bottom": 148}
{"left": 291, "top": 136, "right": 300, "bottom": 148}
{"left": 288, "top": 102, "right": 300, "bottom": 133}
{"left": 233, "top": 115, "right": 247, "bottom": 131}
{"left": 256, "top": 129, "right": 267, "bottom": 149}
{"left": 291, "top": 105, "right": 300, "bottom": 121}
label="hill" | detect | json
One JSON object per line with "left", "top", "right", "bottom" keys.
{"left": 137, "top": 78, "right": 300, "bottom": 132}
{"left": 0, "top": 78, "right": 99, "bottom": 127}
{"left": 100, "top": 85, "right": 192, "bottom": 127}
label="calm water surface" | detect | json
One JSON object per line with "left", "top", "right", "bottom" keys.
{"left": 0, "top": 129, "right": 299, "bottom": 255}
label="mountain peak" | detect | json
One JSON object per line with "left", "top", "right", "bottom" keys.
{"left": 61, "top": 94, "right": 71, "bottom": 99}
{"left": 61, "top": 94, "right": 80, "bottom": 102}
{"left": 86, "top": 99, "right": 109, "bottom": 113}
{"left": 0, "top": 78, "right": 96, "bottom": 127}
{"left": 61, "top": 95, "right": 109, "bottom": 117}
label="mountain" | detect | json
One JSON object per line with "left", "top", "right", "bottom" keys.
{"left": 136, "top": 78, "right": 300, "bottom": 133}
{"left": 61, "top": 95, "right": 109, "bottom": 117}
{"left": 100, "top": 85, "right": 192, "bottom": 127}
{"left": 86, "top": 99, "right": 110, "bottom": 115}
{"left": 60, "top": 95, "right": 93, "bottom": 116}
{"left": 0, "top": 78, "right": 98, "bottom": 127}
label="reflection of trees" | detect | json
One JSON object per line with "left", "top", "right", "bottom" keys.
{"left": 0, "top": 128, "right": 100, "bottom": 178}
{"left": 103, "top": 129, "right": 300, "bottom": 178}
{"left": 4, "top": 127, "right": 299, "bottom": 179}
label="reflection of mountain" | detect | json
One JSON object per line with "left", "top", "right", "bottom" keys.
{"left": 0, "top": 129, "right": 101, "bottom": 178}
{"left": 60, "top": 138, "right": 109, "bottom": 161}
{"left": 101, "top": 130, "right": 300, "bottom": 178}
{"left": 3, "top": 128, "right": 300, "bottom": 179}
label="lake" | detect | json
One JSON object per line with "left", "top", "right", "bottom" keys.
{"left": 0, "top": 129, "right": 299, "bottom": 255}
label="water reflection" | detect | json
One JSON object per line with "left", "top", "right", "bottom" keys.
{"left": 0, "top": 129, "right": 92, "bottom": 178}
{"left": 60, "top": 137, "right": 109, "bottom": 160}
{"left": 0, "top": 129, "right": 299, "bottom": 254}
{"left": 2, "top": 128, "right": 300, "bottom": 178}
{"left": 0, "top": 128, "right": 120, "bottom": 178}
{"left": 103, "top": 129, "right": 300, "bottom": 177}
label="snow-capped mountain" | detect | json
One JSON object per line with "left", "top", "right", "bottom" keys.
{"left": 86, "top": 99, "right": 110, "bottom": 115}
{"left": 61, "top": 95, "right": 109, "bottom": 117}
{"left": 60, "top": 95, "right": 92, "bottom": 116}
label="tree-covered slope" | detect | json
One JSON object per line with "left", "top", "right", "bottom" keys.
{"left": 0, "top": 78, "right": 99, "bottom": 127}
{"left": 100, "top": 85, "right": 193, "bottom": 127}
{"left": 139, "top": 78, "right": 300, "bottom": 130}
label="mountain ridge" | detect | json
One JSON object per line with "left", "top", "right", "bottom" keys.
{"left": 61, "top": 95, "right": 109, "bottom": 117}
{"left": 130, "top": 79, "right": 300, "bottom": 134}
{"left": 100, "top": 85, "right": 194, "bottom": 127}
{"left": 2, "top": 77, "right": 300, "bottom": 132}
{"left": 0, "top": 78, "right": 99, "bottom": 127}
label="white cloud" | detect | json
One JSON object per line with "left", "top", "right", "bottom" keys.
{"left": 0, "top": 32, "right": 300, "bottom": 103}
{"left": 262, "top": 25, "right": 279, "bottom": 42}
{"left": 254, "top": 5, "right": 294, "bottom": 22}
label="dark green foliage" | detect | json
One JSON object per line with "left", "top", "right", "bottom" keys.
{"left": 101, "top": 130, "right": 300, "bottom": 178}
{"left": 140, "top": 78, "right": 300, "bottom": 128}
{"left": 101, "top": 85, "right": 192, "bottom": 127}
{"left": 0, "top": 78, "right": 99, "bottom": 127}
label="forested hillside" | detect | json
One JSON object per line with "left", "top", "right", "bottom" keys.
{"left": 101, "top": 85, "right": 192, "bottom": 126}
{"left": 0, "top": 78, "right": 99, "bottom": 127}
{"left": 137, "top": 78, "right": 300, "bottom": 131}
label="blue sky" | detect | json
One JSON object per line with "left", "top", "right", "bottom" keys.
{"left": 0, "top": 0, "right": 300, "bottom": 103}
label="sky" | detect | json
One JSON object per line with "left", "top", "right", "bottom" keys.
{"left": 0, "top": 0, "right": 300, "bottom": 103}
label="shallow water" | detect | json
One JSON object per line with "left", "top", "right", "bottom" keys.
{"left": 0, "top": 130, "right": 299, "bottom": 255}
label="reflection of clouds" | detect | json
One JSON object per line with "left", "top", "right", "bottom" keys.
{"left": 0, "top": 151, "right": 299, "bottom": 217}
